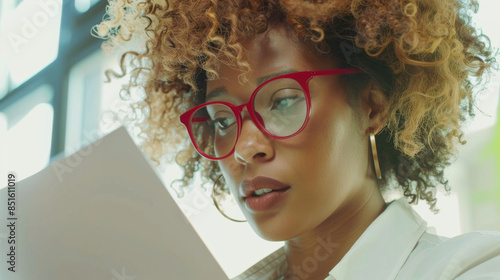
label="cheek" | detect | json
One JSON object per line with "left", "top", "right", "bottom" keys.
{"left": 218, "top": 159, "right": 241, "bottom": 194}
{"left": 292, "top": 97, "right": 357, "bottom": 179}
{"left": 300, "top": 99, "right": 350, "bottom": 154}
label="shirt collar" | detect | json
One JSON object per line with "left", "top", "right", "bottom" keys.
{"left": 232, "top": 198, "right": 428, "bottom": 280}
{"left": 329, "top": 198, "right": 428, "bottom": 280}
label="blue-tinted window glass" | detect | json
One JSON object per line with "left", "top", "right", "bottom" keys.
{"left": 0, "top": 0, "right": 62, "bottom": 88}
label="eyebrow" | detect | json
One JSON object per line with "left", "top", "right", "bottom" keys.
{"left": 255, "top": 69, "right": 297, "bottom": 85}
{"left": 206, "top": 87, "right": 227, "bottom": 102}
{"left": 206, "top": 69, "right": 298, "bottom": 102}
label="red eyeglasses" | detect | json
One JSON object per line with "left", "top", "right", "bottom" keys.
{"left": 179, "top": 68, "right": 362, "bottom": 160}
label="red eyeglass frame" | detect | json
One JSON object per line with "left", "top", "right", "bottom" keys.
{"left": 179, "top": 68, "right": 363, "bottom": 160}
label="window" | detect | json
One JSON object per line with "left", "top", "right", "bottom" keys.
{"left": 0, "top": 85, "right": 54, "bottom": 182}
{"left": 0, "top": 0, "right": 62, "bottom": 88}
{"left": 74, "top": 0, "right": 100, "bottom": 14}
{"left": 66, "top": 51, "right": 105, "bottom": 154}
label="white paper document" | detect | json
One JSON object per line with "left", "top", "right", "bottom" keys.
{"left": 0, "top": 127, "right": 229, "bottom": 280}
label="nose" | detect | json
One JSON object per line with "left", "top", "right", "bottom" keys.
{"left": 233, "top": 112, "right": 275, "bottom": 165}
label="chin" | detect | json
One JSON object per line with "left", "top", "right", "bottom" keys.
{"left": 247, "top": 218, "right": 300, "bottom": 242}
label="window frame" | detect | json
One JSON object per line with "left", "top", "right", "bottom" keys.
{"left": 0, "top": 0, "right": 107, "bottom": 159}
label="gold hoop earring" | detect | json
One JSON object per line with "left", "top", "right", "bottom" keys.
{"left": 212, "top": 175, "right": 246, "bottom": 223}
{"left": 370, "top": 133, "right": 382, "bottom": 180}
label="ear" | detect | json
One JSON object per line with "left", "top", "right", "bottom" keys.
{"left": 359, "top": 81, "right": 388, "bottom": 135}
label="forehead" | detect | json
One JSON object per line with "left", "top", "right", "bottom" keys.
{"left": 205, "top": 27, "right": 338, "bottom": 97}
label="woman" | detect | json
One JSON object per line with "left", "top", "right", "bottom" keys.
{"left": 94, "top": 0, "right": 500, "bottom": 279}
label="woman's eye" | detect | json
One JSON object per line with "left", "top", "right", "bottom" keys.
{"left": 212, "top": 116, "right": 236, "bottom": 131}
{"left": 214, "top": 117, "right": 230, "bottom": 129}
{"left": 212, "top": 116, "right": 236, "bottom": 137}
{"left": 270, "top": 89, "right": 303, "bottom": 111}
{"left": 271, "top": 96, "right": 299, "bottom": 110}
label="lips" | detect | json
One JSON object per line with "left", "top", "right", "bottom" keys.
{"left": 241, "top": 176, "right": 291, "bottom": 211}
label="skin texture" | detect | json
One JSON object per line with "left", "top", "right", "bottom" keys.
{"left": 206, "top": 27, "right": 388, "bottom": 279}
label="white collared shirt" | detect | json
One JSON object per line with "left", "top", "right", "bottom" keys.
{"left": 231, "top": 198, "right": 500, "bottom": 280}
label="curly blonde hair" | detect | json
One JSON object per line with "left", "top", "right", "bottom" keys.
{"left": 93, "top": 0, "right": 496, "bottom": 211}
